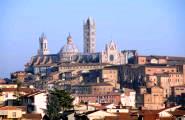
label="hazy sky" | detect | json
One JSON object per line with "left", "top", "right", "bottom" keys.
{"left": 0, "top": 0, "right": 185, "bottom": 78}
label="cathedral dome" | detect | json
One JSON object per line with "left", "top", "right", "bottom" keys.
{"left": 60, "top": 34, "right": 79, "bottom": 54}
{"left": 59, "top": 34, "right": 79, "bottom": 62}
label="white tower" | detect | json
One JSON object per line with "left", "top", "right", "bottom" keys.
{"left": 83, "top": 17, "right": 96, "bottom": 53}
{"left": 37, "top": 33, "right": 50, "bottom": 55}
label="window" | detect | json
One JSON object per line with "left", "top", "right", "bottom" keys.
{"left": 92, "top": 32, "right": 95, "bottom": 35}
{"left": 12, "top": 112, "right": 16, "bottom": 118}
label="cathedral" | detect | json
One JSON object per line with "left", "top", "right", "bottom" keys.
{"left": 25, "top": 17, "right": 126, "bottom": 76}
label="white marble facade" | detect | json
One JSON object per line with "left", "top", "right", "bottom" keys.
{"left": 100, "top": 40, "right": 124, "bottom": 65}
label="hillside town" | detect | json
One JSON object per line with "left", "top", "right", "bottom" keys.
{"left": 1, "top": 18, "right": 185, "bottom": 120}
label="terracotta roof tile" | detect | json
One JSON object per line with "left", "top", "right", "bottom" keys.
{"left": 1, "top": 88, "right": 35, "bottom": 93}
{"left": 169, "top": 110, "right": 185, "bottom": 116}
{"left": 24, "top": 90, "right": 46, "bottom": 97}
{"left": 22, "top": 113, "right": 42, "bottom": 119}
{"left": 0, "top": 106, "right": 21, "bottom": 110}
{"left": 104, "top": 113, "right": 131, "bottom": 120}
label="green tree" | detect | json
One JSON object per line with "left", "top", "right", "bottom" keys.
{"left": 50, "top": 89, "right": 74, "bottom": 111}
{"left": 46, "top": 89, "right": 74, "bottom": 120}
{"left": 46, "top": 94, "right": 61, "bottom": 120}
{"left": 13, "top": 79, "right": 23, "bottom": 105}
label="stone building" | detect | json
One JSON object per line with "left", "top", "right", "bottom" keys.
{"left": 101, "top": 66, "right": 120, "bottom": 89}
{"left": 119, "top": 64, "right": 180, "bottom": 89}
{"left": 135, "top": 55, "right": 185, "bottom": 65}
{"left": 121, "top": 50, "right": 138, "bottom": 64}
{"left": 25, "top": 18, "right": 126, "bottom": 78}
{"left": 37, "top": 33, "right": 50, "bottom": 55}
{"left": 83, "top": 17, "right": 96, "bottom": 53}
{"left": 59, "top": 34, "right": 79, "bottom": 62}
{"left": 120, "top": 88, "right": 136, "bottom": 107}
{"left": 143, "top": 86, "right": 165, "bottom": 110}
{"left": 73, "top": 92, "right": 121, "bottom": 104}
{"left": 157, "top": 73, "right": 184, "bottom": 98}
{"left": 71, "top": 83, "right": 114, "bottom": 95}
{"left": 100, "top": 40, "right": 124, "bottom": 65}
{"left": 11, "top": 71, "right": 27, "bottom": 82}
{"left": 171, "top": 85, "right": 185, "bottom": 106}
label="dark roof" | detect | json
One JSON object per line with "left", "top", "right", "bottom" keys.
{"left": 22, "top": 113, "right": 42, "bottom": 119}
{"left": 23, "top": 90, "right": 46, "bottom": 97}
{"left": 73, "top": 82, "right": 113, "bottom": 87}
{"left": 167, "top": 56, "right": 185, "bottom": 61}
{"left": 169, "top": 110, "right": 185, "bottom": 116}
{"left": 28, "top": 54, "right": 59, "bottom": 66}
{"left": 73, "top": 53, "right": 100, "bottom": 63}
{"left": 73, "top": 92, "right": 121, "bottom": 97}
{"left": 104, "top": 113, "right": 131, "bottom": 120}
{"left": 60, "top": 63, "right": 109, "bottom": 67}
{"left": 0, "top": 106, "right": 21, "bottom": 110}
{"left": 1, "top": 88, "right": 35, "bottom": 93}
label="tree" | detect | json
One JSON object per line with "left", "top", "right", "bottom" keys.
{"left": 12, "top": 79, "right": 23, "bottom": 105}
{"left": 16, "top": 79, "right": 22, "bottom": 94}
{"left": 50, "top": 89, "right": 74, "bottom": 111}
{"left": 46, "top": 94, "right": 61, "bottom": 120}
{"left": 46, "top": 89, "right": 74, "bottom": 120}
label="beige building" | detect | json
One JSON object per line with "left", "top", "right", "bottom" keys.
{"left": 158, "top": 73, "right": 184, "bottom": 97}
{"left": 119, "top": 64, "right": 180, "bottom": 89}
{"left": 0, "top": 106, "right": 42, "bottom": 120}
{"left": 71, "top": 83, "right": 113, "bottom": 95}
{"left": 136, "top": 55, "right": 167, "bottom": 65}
{"left": 135, "top": 55, "right": 185, "bottom": 65}
{"left": 59, "top": 63, "right": 108, "bottom": 73}
{"left": 101, "top": 66, "right": 119, "bottom": 89}
{"left": 0, "top": 84, "right": 17, "bottom": 88}
{"left": 0, "top": 87, "right": 36, "bottom": 105}
{"left": 146, "top": 72, "right": 184, "bottom": 98}
{"left": 171, "top": 85, "right": 185, "bottom": 96}
{"left": 0, "top": 106, "right": 25, "bottom": 119}
{"left": 143, "top": 86, "right": 165, "bottom": 110}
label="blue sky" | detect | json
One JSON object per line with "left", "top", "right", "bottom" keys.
{"left": 0, "top": 0, "right": 185, "bottom": 78}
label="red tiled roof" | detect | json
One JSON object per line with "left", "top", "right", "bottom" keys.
{"left": 1, "top": 88, "right": 35, "bottom": 93}
{"left": 22, "top": 113, "right": 42, "bottom": 119}
{"left": 88, "top": 104, "right": 106, "bottom": 110}
{"left": 169, "top": 110, "right": 185, "bottom": 116}
{"left": 104, "top": 113, "right": 131, "bottom": 120}
{"left": 73, "top": 92, "right": 121, "bottom": 97}
{"left": 0, "top": 79, "right": 6, "bottom": 84}
{"left": 160, "top": 117, "right": 174, "bottom": 120}
{"left": 0, "top": 106, "right": 21, "bottom": 110}
{"left": 24, "top": 90, "right": 46, "bottom": 97}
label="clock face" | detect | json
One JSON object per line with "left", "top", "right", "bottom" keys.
{"left": 109, "top": 54, "right": 114, "bottom": 61}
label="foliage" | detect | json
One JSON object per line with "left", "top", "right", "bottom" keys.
{"left": 50, "top": 89, "right": 74, "bottom": 111}
{"left": 46, "top": 94, "right": 61, "bottom": 120}
{"left": 46, "top": 89, "right": 74, "bottom": 120}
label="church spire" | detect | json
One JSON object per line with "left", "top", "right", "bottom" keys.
{"left": 67, "top": 33, "right": 73, "bottom": 44}
{"left": 37, "top": 33, "right": 50, "bottom": 55}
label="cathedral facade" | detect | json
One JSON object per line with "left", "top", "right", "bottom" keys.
{"left": 25, "top": 17, "right": 126, "bottom": 76}
{"left": 100, "top": 40, "right": 124, "bottom": 65}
